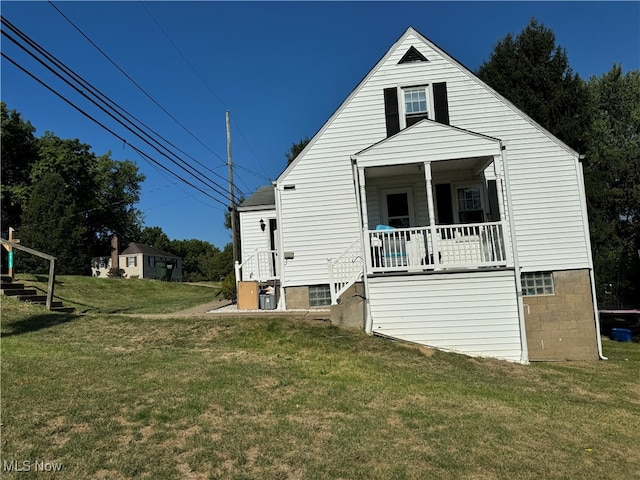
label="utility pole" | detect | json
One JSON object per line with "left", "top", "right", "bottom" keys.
{"left": 226, "top": 110, "right": 238, "bottom": 265}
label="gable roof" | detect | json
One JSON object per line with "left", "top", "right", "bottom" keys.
{"left": 277, "top": 26, "right": 578, "bottom": 182}
{"left": 120, "top": 242, "right": 180, "bottom": 258}
{"left": 238, "top": 185, "right": 275, "bottom": 212}
{"left": 355, "top": 119, "right": 501, "bottom": 166}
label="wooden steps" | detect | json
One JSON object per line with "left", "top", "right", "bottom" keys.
{"left": 1, "top": 276, "right": 75, "bottom": 313}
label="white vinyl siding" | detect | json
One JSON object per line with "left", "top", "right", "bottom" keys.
{"left": 239, "top": 209, "right": 276, "bottom": 261}
{"left": 369, "top": 270, "right": 522, "bottom": 362}
{"left": 278, "top": 29, "right": 591, "bottom": 287}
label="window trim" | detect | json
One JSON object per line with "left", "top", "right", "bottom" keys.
{"left": 400, "top": 84, "right": 432, "bottom": 129}
{"left": 452, "top": 182, "right": 487, "bottom": 224}
{"left": 381, "top": 187, "right": 415, "bottom": 228}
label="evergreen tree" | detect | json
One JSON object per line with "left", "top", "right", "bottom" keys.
{"left": 584, "top": 65, "right": 640, "bottom": 306}
{"left": 477, "top": 19, "right": 588, "bottom": 152}
{"left": 20, "top": 172, "right": 89, "bottom": 274}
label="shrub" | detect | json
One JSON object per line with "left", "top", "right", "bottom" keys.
{"left": 221, "top": 273, "right": 236, "bottom": 301}
{"left": 107, "top": 267, "right": 126, "bottom": 278}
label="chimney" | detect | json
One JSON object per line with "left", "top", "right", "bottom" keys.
{"left": 111, "top": 235, "right": 119, "bottom": 269}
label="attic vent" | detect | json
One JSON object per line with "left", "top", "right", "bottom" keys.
{"left": 398, "top": 46, "right": 428, "bottom": 64}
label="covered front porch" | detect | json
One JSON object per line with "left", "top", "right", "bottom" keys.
{"left": 352, "top": 120, "right": 513, "bottom": 275}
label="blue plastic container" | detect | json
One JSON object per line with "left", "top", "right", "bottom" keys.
{"left": 610, "top": 328, "right": 632, "bottom": 342}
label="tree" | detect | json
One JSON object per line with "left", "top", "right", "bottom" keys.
{"left": 19, "top": 172, "right": 89, "bottom": 274}
{"left": 1, "top": 102, "right": 39, "bottom": 232}
{"left": 138, "top": 226, "right": 171, "bottom": 251}
{"left": 33, "top": 133, "right": 145, "bottom": 256}
{"left": 583, "top": 65, "right": 640, "bottom": 306}
{"left": 477, "top": 19, "right": 588, "bottom": 152}
{"left": 285, "top": 137, "right": 310, "bottom": 164}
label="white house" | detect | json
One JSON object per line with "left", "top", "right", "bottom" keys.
{"left": 92, "top": 242, "right": 183, "bottom": 282}
{"left": 236, "top": 27, "right": 603, "bottom": 363}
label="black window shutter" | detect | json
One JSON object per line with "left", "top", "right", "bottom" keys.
{"left": 383, "top": 87, "right": 400, "bottom": 137}
{"left": 487, "top": 180, "right": 500, "bottom": 222}
{"left": 433, "top": 82, "right": 450, "bottom": 125}
{"left": 435, "top": 183, "right": 453, "bottom": 225}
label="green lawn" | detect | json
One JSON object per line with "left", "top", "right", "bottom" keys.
{"left": 13, "top": 274, "right": 221, "bottom": 314}
{"left": 1, "top": 287, "right": 639, "bottom": 479}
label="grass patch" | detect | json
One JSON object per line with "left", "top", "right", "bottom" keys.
{"left": 13, "top": 274, "right": 221, "bottom": 314}
{"left": 1, "top": 295, "right": 639, "bottom": 479}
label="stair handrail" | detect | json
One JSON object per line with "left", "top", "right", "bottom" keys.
{"left": 1, "top": 238, "right": 57, "bottom": 310}
{"left": 327, "top": 238, "right": 363, "bottom": 305}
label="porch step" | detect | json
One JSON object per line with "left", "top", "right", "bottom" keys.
{"left": 0, "top": 280, "right": 75, "bottom": 313}
{"left": 2, "top": 288, "right": 38, "bottom": 297}
{"left": 17, "top": 295, "right": 64, "bottom": 308}
{"left": 50, "top": 306, "right": 76, "bottom": 314}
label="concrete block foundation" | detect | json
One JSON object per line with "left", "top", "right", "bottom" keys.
{"left": 524, "top": 269, "right": 599, "bottom": 361}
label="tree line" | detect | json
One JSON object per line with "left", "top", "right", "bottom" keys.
{"left": 476, "top": 19, "right": 639, "bottom": 307}
{"left": 0, "top": 101, "right": 232, "bottom": 282}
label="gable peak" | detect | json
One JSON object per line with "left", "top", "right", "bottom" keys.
{"left": 398, "top": 45, "right": 428, "bottom": 64}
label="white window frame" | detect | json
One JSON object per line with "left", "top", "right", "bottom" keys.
{"left": 452, "top": 182, "right": 487, "bottom": 224}
{"left": 127, "top": 256, "right": 137, "bottom": 268}
{"left": 381, "top": 187, "right": 415, "bottom": 228}
{"left": 399, "top": 84, "right": 433, "bottom": 129}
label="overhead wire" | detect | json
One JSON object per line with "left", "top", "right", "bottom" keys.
{"left": 137, "top": 1, "right": 273, "bottom": 184}
{"left": 1, "top": 51, "right": 229, "bottom": 209}
{"left": 46, "top": 0, "right": 231, "bottom": 168}
{"left": 50, "top": 0, "right": 269, "bottom": 195}
{"left": 1, "top": 16, "right": 243, "bottom": 204}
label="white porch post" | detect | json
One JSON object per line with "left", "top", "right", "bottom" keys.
{"left": 500, "top": 142, "right": 529, "bottom": 363}
{"left": 352, "top": 157, "right": 373, "bottom": 335}
{"left": 274, "top": 183, "right": 287, "bottom": 310}
{"left": 492, "top": 153, "right": 512, "bottom": 266}
{"left": 423, "top": 161, "right": 439, "bottom": 268}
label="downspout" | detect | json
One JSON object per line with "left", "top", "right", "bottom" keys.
{"left": 274, "top": 181, "right": 287, "bottom": 310}
{"left": 351, "top": 156, "right": 373, "bottom": 334}
{"left": 576, "top": 155, "right": 607, "bottom": 360}
{"left": 500, "top": 141, "right": 529, "bottom": 364}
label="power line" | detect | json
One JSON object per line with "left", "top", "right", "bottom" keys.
{"left": 1, "top": 16, "right": 243, "bottom": 203}
{"left": 138, "top": 1, "right": 273, "bottom": 184}
{"left": 1, "top": 51, "right": 229, "bottom": 209}
{"left": 47, "top": 1, "right": 231, "bottom": 168}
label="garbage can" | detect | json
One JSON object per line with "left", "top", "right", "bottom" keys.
{"left": 611, "top": 328, "right": 632, "bottom": 342}
{"left": 259, "top": 294, "right": 276, "bottom": 310}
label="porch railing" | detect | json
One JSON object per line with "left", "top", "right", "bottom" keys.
{"left": 234, "top": 249, "right": 278, "bottom": 282}
{"left": 327, "top": 238, "right": 363, "bottom": 305}
{"left": 368, "top": 221, "right": 507, "bottom": 273}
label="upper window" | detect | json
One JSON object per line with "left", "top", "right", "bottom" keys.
{"left": 403, "top": 86, "right": 429, "bottom": 127}
{"left": 127, "top": 256, "right": 137, "bottom": 267}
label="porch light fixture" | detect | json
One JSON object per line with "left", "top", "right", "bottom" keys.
{"left": 259, "top": 219, "right": 266, "bottom": 232}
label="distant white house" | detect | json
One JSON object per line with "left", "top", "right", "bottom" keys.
{"left": 92, "top": 242, "right": 183, "bottom": 282}
{"left": 236, "top": 27, "right": 602, "bottom": 363}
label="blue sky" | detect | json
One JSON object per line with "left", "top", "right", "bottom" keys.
{"left": 2, "top": 1, "right": 639, "bottom": 249}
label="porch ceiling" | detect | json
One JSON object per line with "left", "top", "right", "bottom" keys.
{"left": 355, "top": 119, "right": 502, "bottom": 168}
{"left": 365, "top": 156, "right": 493, "bottom": 178}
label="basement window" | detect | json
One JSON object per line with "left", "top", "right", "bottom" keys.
{"left": 309, "top": 285, "right": 332, "bottom": 307}
{"left": 521, "top": 272, "right": 554, "bottom": 296}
